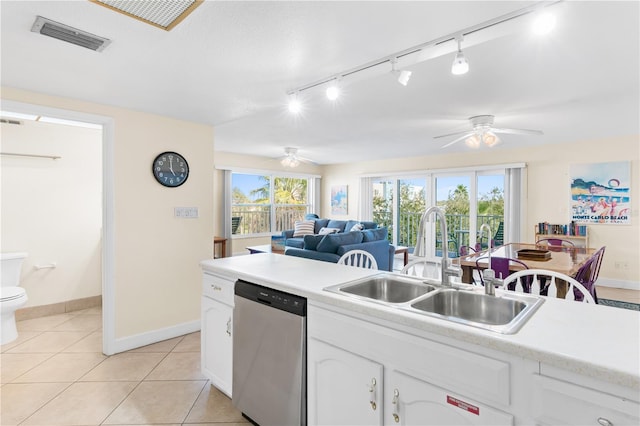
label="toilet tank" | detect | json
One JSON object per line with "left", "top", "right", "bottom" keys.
{"left": 1, "top": 252, "right": 28, "bottom": 287}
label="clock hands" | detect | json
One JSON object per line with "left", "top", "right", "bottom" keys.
{"left": 169, "top": 157, "right": 176, "bottom": 176}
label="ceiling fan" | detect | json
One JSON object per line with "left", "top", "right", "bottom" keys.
{"left": 435, "top": 115, "right": 543, "bottom": 149}
{"left": 278, "top": 147, "right": 318, "bottom": 167}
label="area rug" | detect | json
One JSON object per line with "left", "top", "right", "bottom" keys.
{"left": 598, "top": 298, "right": 640, "bottom": 311}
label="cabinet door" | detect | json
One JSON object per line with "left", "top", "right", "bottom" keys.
{"left": 201, "top": 296, "right": 233, "bottom": 397}
{"left": 308, "top": 338, "right": 383, "bottom": 426}
{"left": 532, "top": 374, "right": 640, "bottom": 425}
{"left": 387, "top": 370, "right": 513, "bottom": 426}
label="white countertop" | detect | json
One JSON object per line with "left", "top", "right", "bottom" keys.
{"left": 201, "top": 253, "right": 640, "bottom": 390}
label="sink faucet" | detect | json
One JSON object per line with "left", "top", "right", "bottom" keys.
{"left": 414, "top": 206, "right": 461, "bottom": 286}
{"left": 479, "top": 223, "right": 496, "bottom": 296}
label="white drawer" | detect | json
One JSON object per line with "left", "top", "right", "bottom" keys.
{"left": 202, "top": 272, "right": 235, "bottom": 305}
{"left": 532, "top": 374, "right": 640, "bottom": 425}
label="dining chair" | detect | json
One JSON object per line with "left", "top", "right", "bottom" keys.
{"left": 459, "top": 243, "right": 481, "bottom": 256}
{"left": 479, "top": 221, "right": 504, "bottom": 248}
{"left": 337, "top": 249, "right": 378, "bottom": 270}
{"left": 501, "top": 269, "right": 595, "bottom": 303}
{"left": 401, "top": 257, "right": 442, "bottom": 280}
{"left": 231, "top": 216, "right": 242, "bottom": 234}
{"left": 536, "top": 238, "right": 575, "bottom": 247}
{"left": 476, "top": 256, "right": 529, "bottom": 290}
{"left": 573, "top": 246, "right": 606, "bottom": 303}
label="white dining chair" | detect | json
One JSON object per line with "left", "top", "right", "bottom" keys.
{"left": 337, "top": 250, "right": 378, "bottom": 270}
{"left": 500, "top": 269, "right": 595, "bottom": 303}
{"left": 401, "top": 257, "right": 442, "bottom": 280}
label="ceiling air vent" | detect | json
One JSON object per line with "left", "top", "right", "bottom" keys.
{"left": 0, "top": 119, "right": 22, "bottom": 125}
{"left": 31, "top": 16, "right": 111, "bottom": 52}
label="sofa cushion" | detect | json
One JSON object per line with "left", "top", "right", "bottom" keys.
{"left": 303, "top": 234, "right": 325, "bottom": 250}
{"left": 293, "top": 220, "right": 315, "bottom": 237}
{"left": 316, "top": 231, "right": 364, "bottom": 254}
{"left": 361, "top": 221, "right": 378, "bottom": 230}
{"left": 344, "top": 220, "right": 362, "bottom": 232}
{"left": 313, "top": 218, "right": 330, "bottom": 234}
{"left": 318, "top": 227, "right": 341, "bottom": 235}
{"left": 285, "top": 237, "right": 305, "bottom": 248}
{"left": 362, "top": 227, "right": 388, "bottom": 242}
{"left": 326, "top": 220, "right": 347, "bottom": 232}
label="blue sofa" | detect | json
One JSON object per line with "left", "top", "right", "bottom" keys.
{"left": 284, "top": 227, "right": 395, "bottom": 271}
{"left": 282, "top": 218, "right": 378, "bottom": 249}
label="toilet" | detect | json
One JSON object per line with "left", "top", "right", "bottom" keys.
{"left": 1, "top": 252, "right": 28, "bottom": 345}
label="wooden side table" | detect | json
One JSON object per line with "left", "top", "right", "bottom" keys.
{"left": 395, "top": 246, "right": 409, "bottom": 265}
{"left": 213, "top": 237, "right": 227, "bottom": 258}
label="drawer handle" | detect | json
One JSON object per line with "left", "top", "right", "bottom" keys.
{"left": 367, "top": 378, "right": 377, "bottom": 411}
{"left": 210, "top": 284, "right": 222, "bottom": 291}
{"left": 392, "top": 388, "right": 400, "bottom": 423}
{"left": 597, "top": 418, "right": 613, "bottom": 426}
{"left": 226, "top": 317, "right": 232, "bottom": 336}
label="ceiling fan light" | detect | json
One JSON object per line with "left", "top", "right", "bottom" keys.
{"left": 483, "top": 132, "right": 500, "bottom": 147}
{"left": 465, "top": 134, "right": 481, "bottom": 148}
{"left": 281, "top": 156, "right": 300, "bottom": 168}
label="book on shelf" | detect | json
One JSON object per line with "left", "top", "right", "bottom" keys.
{"left": 537, "top": 221, "right": 587, "bottom": 237}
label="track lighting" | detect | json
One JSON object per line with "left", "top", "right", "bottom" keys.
{"left": 532, "top": 11, "right": 556, "bottom": 35}
{"left": 390, "top": 59, "right": 412, "bottom": 86}
{"left": 451, "top": 36, "right": 469, "bottom": 75}
{"left": 326, "top": 80, "right": 340, "bottom": 101}
{"left": 287, "top": 93, "right": 302, "bottom": 114}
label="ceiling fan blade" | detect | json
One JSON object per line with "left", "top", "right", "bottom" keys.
{"left": 492, "top": 127, "right": 544, "bottom": 136}
{"left": 440, "top": 132, "right": 475, "bottom": 149}
{"left": 433, "top": 129, "right": 473, "bottom": 139}
{"left": 298, "top": 156, "right": 318, "bottom": 165}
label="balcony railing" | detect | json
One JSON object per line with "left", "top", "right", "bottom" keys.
{"left": 375, "top": 211, "right": 504, "bottom": 256}
{"left": 232, "top": 205, "right": 307, "bottom": 235}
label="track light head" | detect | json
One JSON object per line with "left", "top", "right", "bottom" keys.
{"left": 326, "top": 85, "right": 340, "bottom": 101}
{"left": 451, "top": 37, "right": 469, "bottom": 75}
{"left": 287, "top": 94, "right": 302, "bottom": 114}
{"left": 397, "top": 70, "right": 412, "bottom": 86}
{"left": 532, "top": 11, "right": 556, "bottom": 35}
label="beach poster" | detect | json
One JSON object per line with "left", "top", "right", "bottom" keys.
{"left": 570, "top": 161, "right": 631, "bottom": 225}
{"left": 331, "top": 185, "right": 348, "bottom": 215}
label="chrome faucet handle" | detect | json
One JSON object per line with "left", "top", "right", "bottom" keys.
{"left": 482, "top": 269, "right": 497, "bottom": 296}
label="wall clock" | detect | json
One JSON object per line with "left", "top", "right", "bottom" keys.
{"left": 152, "top": 151, "right": 189, "bottom": 187}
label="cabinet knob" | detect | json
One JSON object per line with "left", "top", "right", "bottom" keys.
{"left": 597, "top": 418, "right": 613, "bottom": 426}
{"left": 367, "top": 378, "right": 377, "bottom": 411}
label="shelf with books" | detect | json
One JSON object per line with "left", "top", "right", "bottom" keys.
{"left": 534, "top": 222, "right": 589, "bottom": 248}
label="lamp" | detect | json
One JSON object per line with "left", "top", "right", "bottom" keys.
{"left": 281, "top": 155, "right": 300, "bottom": 168}
{"left": 326, "top": 80, "right": 341, "bottom": 100}
{"left": 390, "top": 59, "right": 412, "bottom": 86}
{"left": 451, "top": 36, "right": 469, "bottom": 75}
{"left": 465, "top": 131, "right": 500, "bottom": 148}
{"left": 532, "top": 11, "right": 556, "bottom": 35}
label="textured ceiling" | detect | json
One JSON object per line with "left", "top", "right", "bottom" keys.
{"left": 1, "top": 1, "right": 638, "bottom": 165}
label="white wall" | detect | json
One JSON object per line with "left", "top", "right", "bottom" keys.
{"left": 1, "top": 120, "right": 102, "bottom": 307}
{"left": 320, "top": 136, "right": 640, "bottom": 287}
{"left": 2, "top": 87, "right": 215, "bottom": 347}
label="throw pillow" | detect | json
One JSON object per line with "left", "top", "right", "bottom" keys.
{"left": 326, "top": 220, "right": 347, "bottom": 232}
{"left": 293, "top": 220, "right": 315, "bottom": 237}
{"left": 362, "top": 227, "right": 388, "bottom": 242}
{"left": 316, "top": 231, "right": 364, "bottom": 253}
{"left": 303, "top": 234, "right": 325, "bottom": 251}
{"left": 319, "top": 227, "right": 341, "bottom": 235}
{"left": 350, "top": 223, "right": 364, "bottom": 231}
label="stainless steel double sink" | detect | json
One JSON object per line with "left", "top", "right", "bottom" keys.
{"left": 324, "top": 273, "right": 544, "bottom": 334}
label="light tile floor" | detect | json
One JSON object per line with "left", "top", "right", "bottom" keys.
{"left": 0, "top": 307, "right": 248, "bottom": 426}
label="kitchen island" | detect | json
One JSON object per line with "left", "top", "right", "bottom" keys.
{"left": 201, "top": 253, "right": 640, "bottom": 425}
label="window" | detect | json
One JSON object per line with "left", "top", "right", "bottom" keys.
{"left": 231, "top": 173, "right": 315, "bottom": 236}
{"left": 366, "top": 164, "right": 523, "bottom": 257}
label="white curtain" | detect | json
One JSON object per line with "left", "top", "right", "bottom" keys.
{"left": 359, "top": 177, "right": 373, "bottom": 220}
{"left": 504, "top": 166, "right": 527, "bottom": 244}
{"left": 223, "top": 169, "right": 233, "bottom": 253}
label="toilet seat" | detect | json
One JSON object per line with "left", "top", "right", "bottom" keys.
{"left": 0, "top": 287, "right": 26, "bottom": 302}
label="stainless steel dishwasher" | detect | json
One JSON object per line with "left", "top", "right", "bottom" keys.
{"left": 233, "top": 279, "right": 307, "bottom": 426}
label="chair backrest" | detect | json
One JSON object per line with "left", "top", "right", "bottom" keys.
{"left": 476, "top": 256, "right": 528, "bottom": 284}
{"left": 492, "top": 221, "right": 504, "bottom": 247}
{"left": 573, "top": 246, "right": 606, "bottom": 301}
{"left": 337, "top": 249, "right": 378, "bottom": 270}
{"left": 501, "top": 269, "right": 595, "bottom": 303}
{"left": 459, "top": 243, "right": 481, "bottom": 257}
{"left": 401, "top": 257, "right": 442, "bottom": 279}
{"left": 231, "top": 216, "right": 242, "bottom": 234}
{"left": 536, "top": 238, "right": 575, "bottom": 247}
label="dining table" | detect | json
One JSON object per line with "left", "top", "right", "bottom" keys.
{"left": 455, "top": 242, "right": 596, "bottom": 286}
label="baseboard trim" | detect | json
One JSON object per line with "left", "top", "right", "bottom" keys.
{"left": 16, "top": 295, "right": 102, "bottom": 321}
{"left": 597, "top": 277, "right": 640, "bottom": 291}
{"left": 110, "top": 319, "right": 201, "bottom": 354}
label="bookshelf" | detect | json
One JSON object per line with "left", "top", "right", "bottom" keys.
{"left": 534, "top": 222, "right": 589, "bottom": 248}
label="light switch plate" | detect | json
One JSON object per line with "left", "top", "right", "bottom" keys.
{"left": 175, "top": 207, "right": 198, "bottom": 218}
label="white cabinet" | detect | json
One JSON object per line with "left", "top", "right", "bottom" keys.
{"left": 308, "top": 338, "right": 383, "bottom": 426}
{"left": 308, "top": 303, "right": 515, "bottom": 425}
{"left": 387, "top": 370, "right": 512, "bottom": 425}
{"left": 201, "top": 272, "right": 234, "bottom": 397}
{"left": 532, "top": 372, "right": 640, "bottom": 425}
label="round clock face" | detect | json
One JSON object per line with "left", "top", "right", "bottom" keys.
{"left": 152, "top": 151, "right": 189, "bottom": 187}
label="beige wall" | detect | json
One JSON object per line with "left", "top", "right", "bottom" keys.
{"left": 321, "top": 136, "right": 640, "bottom": 286}
{"left": 1, "top": 120, "right": 102, "bottom": 307}
{"left": 2, "top": 87, "right": 215, "bottom": 343}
